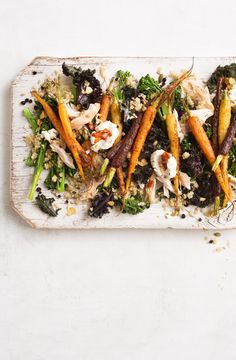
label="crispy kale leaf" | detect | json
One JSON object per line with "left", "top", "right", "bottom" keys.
{"left": 207, "top": 63, "right": 236, "bottom": 93}
{"left": 35, "top": 193, "right": 60, "bottom": 217}
{"left": 112, "top": 70, "right": 133, "bottom": 102}
{"left": 137, "top": 74, "right": 161, "bottom": 100}
{"left": 123, "top": 195, "right": 149, "bottom": 215}
{"left": 88, "top": 192, "right": 114, "bottom": 218}
{"left": 62, "top": 62, "right": 102, "bottom": 109}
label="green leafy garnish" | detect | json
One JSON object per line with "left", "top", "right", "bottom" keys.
{"left": 44, "top": 153, "right": 65, "bottom": 192}
{"left": 112, "top": 70, "right": 132, "bottom": 102}
{"left": 28, "top": 140, "right": 47, "bottom": 200}
{"left": 23, "top": 108, "right": 38, "bottom": 133}
{"left": 229, "top": 144, "right": 236, "bottom": 177}
{"left": 36, "top": 193, "right": 60, "bottom": 217}
{"left": 181, "top": 135, "right": 193, "bottom": 151}
{"left": 123, "top": 195, "right": 149, "bottom": 215}
{"left": 137, "top": 74, "right": 161, "bottom": 100}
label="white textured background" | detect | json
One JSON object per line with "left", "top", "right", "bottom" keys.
{"left": 1, "top": 0, "right": 236, "bottom": 359}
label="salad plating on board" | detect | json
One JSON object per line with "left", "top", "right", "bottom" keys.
{"left": 22, "top": 62, "right": 236, "bottom": 219}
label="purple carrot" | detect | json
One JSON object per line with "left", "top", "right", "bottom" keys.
{"left": 219, "top": 111, "right": 236, "bottom": 155}
{"left": 106, "top": 140, "right": 123, "bottom": 160}
{"left": 111, "top": 112, "right": 143, "bottom": 168}
{"left": 212, "top": 76, "right": 224, "bottom": 155}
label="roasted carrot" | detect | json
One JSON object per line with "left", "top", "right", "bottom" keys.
{"left": 125, "top": 105, "right": 156, "bottom": 192}
{"left": 166, "top": 109, "right": 180, "bottom": 207}
{"left": 125, "top": 68, "right": 193, "bottom": 193}
{"left": 110, "top": 99, "right": 123, "bottom": 144}
{"left": 31, "top": 92, "right": 89, "bottom": 165}
{"left": 116, "top": 167, "right": 125, "bottom": 195}
{"left": 218, "top": 92, "right": 231, "bottom": 145}
{"left": 58, "top": 102, "right": 85, "bottom": 180}
{"left": 32, "top": 91, "right": 66, "bottom": 140}
{"left": 217, "top": 92, "right": 231, "bottom": 206}
{"left": 99, "top": 94, "right": 111, "bottom": 122}
{"left": 111, "top": 112, "right": 143, "bottom": 168}
{"left": 188, "top": 116, "right": 230, "bottom": 199}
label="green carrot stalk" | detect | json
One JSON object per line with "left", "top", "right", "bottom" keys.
{"left": 103, "top": 167, "right": 116, "bottom": 188}
{"left": 23, "top": 108, "right": 38, "bottom": 133}
{"left": 28, "top": 141, "right": 47, "bottom": 200}
{"left": 57, "top": 167, "right": 65, "bottom": 192}
{"left": 100, "top": 158, "right": 110, "bottom": 175}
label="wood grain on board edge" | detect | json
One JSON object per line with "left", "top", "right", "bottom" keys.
{"left": 11, "top": 56, "right": 236, "bottom": 229}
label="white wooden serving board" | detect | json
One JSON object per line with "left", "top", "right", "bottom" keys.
{"left": 11, "top": 56, "right": 236, "bottom": 229}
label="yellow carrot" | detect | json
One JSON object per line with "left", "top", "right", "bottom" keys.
{"left": 188, "top": 116, "right": 230, "bottom": 199}
{"left": 126, "top": 105, "right": 156, "bottom": 192}
{"left": 218, "top": 92, "right": 231, "bottom": 145}
{"left": 99, "top": 94, "right": 111, "bottom": 122}
{"left": 166, "top": 109, "right": 180, "bottom": 206}
{"left": 110, "top": 99, "right": 122, "bottom": 144}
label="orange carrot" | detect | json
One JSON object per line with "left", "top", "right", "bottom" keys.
{"left": 125, "top": 105, "right": 156, "bottom": 192}
{"left": 32, "top": 92, "right": 88, "bottom": 160}
{"left": 188, "top": 116, "right": 230, "bottom": 199}
{"left": 99, "top": 94, "right": 111, "bottom": 122}
{"left": 58, "top": 102, "right": 85, "bottom": 181}
{"left": 125, "top": 68, "right": 193, "bottom": 193}
{"left": 32, "top": 91, "right": 66, "bottom": 141}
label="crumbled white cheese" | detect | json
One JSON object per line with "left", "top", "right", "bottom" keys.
{"left": 189, "top": 108, "right": 213, "bottom": 125}
{"left": 41, "top": 128, "right": 58, "bottom": 142}
{"left": 82, "top": 80, "right": 93, "bottom": 94}
{"left": 126, "top": 75, "right": 138, "bottom": 88}
{"left": 90, "top": 121, "right": 119, "bottom": 152}
{"left": 51, "top": 175, "right": 58, "bottom": 183}
{"left": 187, "top": 191, "right": 194, "bottom": 199}
{"left": 182, "top": 151, "right": 190, "bottom": 159}
{"left": 151, "top": 149, "right": 177, "bottom": 179}
{"left": 200, "top": 197, "right": 206, "bottom": 202}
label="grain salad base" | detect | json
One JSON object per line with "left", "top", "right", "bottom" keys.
{"left": 11, "top": 56, "right": 236, "bottom": 229}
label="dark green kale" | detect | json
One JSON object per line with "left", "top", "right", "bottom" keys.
{"left": 123, "top": 195, "right": 149, "bottom": 215}
{"left": 35, "top": 95, "right": 58, "bottom": 115}
{"left": 112, "top": 70, "right": 133, "bottom": 103}
{"left": 229, "top": 144, "right": 236, "bottom": 177}
{"left": 88, "top": 192, "right": 114, "bottom": 218}
{"left": 44, "top": 153, "right": 65, "bottom": 192}
{"left": 62, "top": 62, "right": 102, "bottom": 109}
{"left": 35, "top": 193, "right": 60, "bottom": 217}
{"left": 137, "top": 74, "right": 161, "bottom": 100}
{"left": 173, "top": 86, "right": 186, "bottom": 115}
{"left": 207, "top": 63, "right": 236, "bottom": 93}
{"left": 180, "top": 134, "right": 203, "bottom": 178}
{"left": 184, "top": 173, "right": 215, "bottom": 208}
{"left": 133, "top": 165, "right": 153, "bottom": 185}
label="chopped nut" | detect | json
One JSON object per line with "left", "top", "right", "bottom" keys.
{"left": 67, "top": 207, "right": 76, "bottom": 216}
{"left": 182, "top": 151, "right": 190, "bottom": 159}
{"left": 51, "top": 175, "right": 58, "bottom": 183}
